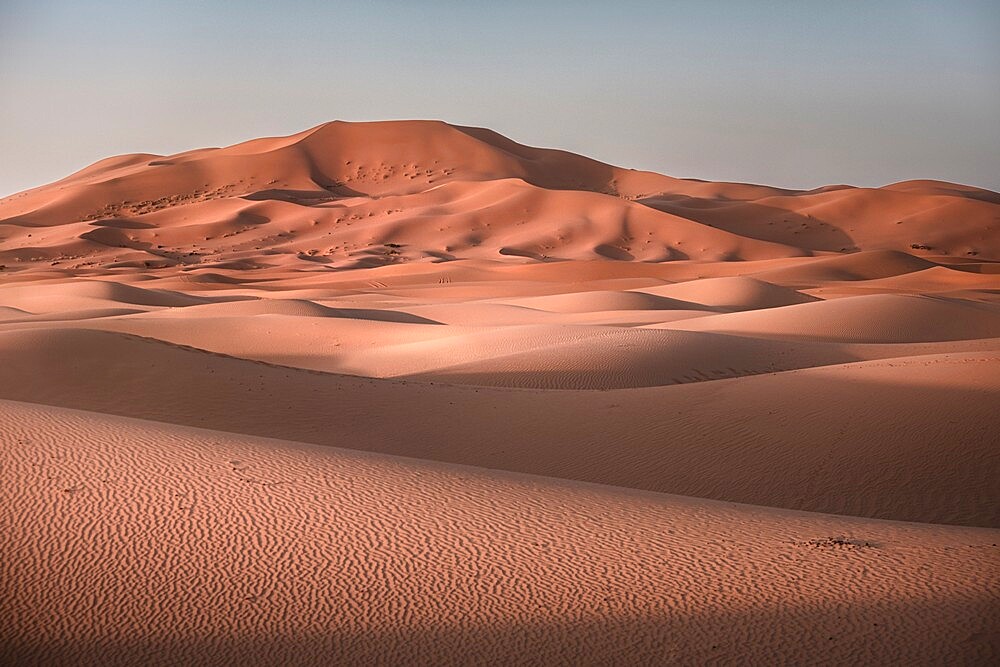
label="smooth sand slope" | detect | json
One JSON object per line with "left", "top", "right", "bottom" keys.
{"left": 1, "top": 121, "right": 999, "bottom": 664}
{"left": 2, "top": 401, "right": 997, "bottom": 666}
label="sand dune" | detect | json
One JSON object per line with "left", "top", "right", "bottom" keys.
{"left": 2, "top": 120, "right": 999, "bottom": 664}
{"left": 0, "top": 326, "right": 997, "bottom": 526}
{"left": 492, "top": 289, "right": 709, "bottom": 314}
{"left": 3, "top": 122, "right": 999, "bottom": 277}
{"left": 632, "top": 275, "right": 819, "bottom": 310}
{"left": 0, "top": 279, "right": 231, "bottom": 312}
{"left": 2, "top": 400, "right": 997, "bottom": 666}
{"left": 657, "top": 293, "right": 1000, "bottom": 343}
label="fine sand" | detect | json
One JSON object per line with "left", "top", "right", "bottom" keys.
{"left": 1, "top": 121, "right": 998, "bottom": 664}
{"left": 2, "top": 400, "right": 997, "bottom": 666}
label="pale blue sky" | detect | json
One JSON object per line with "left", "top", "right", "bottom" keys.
{"left": 2, "top": 1, "right": 998, "bottom": 195}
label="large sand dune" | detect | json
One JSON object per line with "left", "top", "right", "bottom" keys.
{"left": 1, "top": 121, "right": 998, "bottom": 664}
{"left": 3, "top": 121, "right": 999, "bottom": 273}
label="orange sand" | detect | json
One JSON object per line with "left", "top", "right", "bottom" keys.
{"left": 1, "top": 121, "right": 998, "bottom": 664}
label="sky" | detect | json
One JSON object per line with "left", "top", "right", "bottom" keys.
{"left": 1, "top": 0, "right": 998, "bottom": 196}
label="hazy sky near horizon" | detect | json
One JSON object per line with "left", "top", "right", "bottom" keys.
{"left": 1, "top": 1, "right": 998, "bottom": 196}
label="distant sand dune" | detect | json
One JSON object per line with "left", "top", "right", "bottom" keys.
{"left": 632, "top": 275, "right": 819, "bottom": 310}
{"left": 3, "top": 121, "right": 998, "bottom": 274}
{"left": 655, "top": 293, "right": 1000, "bottom": 343}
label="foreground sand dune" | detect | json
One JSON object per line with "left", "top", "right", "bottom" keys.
{"left": 0, "top": 326, "right": 997, "bottom": 526}
{"left": 2, "top": 121, "right": 999, "bottom": 663}
{"left": 2, "top": 400, "right": 997, "bottom": 666}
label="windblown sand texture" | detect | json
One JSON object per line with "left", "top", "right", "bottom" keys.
{"left": 2, "top": 121, "right": 998, "bottom": 665}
